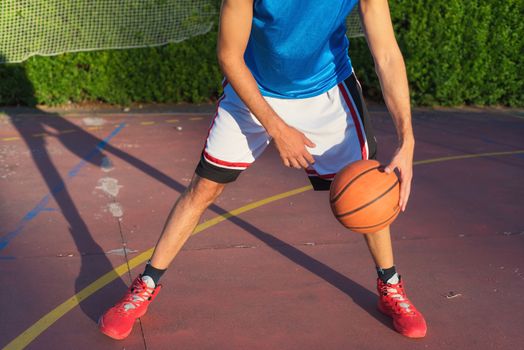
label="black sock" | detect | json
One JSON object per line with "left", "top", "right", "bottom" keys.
{"left": 376, "top": 265, "right": 397, "bottom": 283}
{"left": 142, "top": 261, "right": 166, "bottom": 286}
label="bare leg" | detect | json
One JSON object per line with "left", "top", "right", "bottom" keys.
{"left": 149, "top": 174, "right": 225, "bottom": 269}
{"left": 363, "top": 225, "right": 394, "bottom": 269}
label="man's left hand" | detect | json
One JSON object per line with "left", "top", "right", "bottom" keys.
{"left": 385, "top": 143, "right": 414, "bottom": 212}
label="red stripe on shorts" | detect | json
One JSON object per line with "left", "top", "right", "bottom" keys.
{"left": 203, "top": 150, "right": 251, "bottom": 168}
{"left": 338, "top": 82, "right": 368, "bottom": 160}
{"left": 305, "top": 169, "right": 336, "bottom": 179}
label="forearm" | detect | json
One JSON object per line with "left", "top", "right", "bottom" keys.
{"left": 374, "top": 51, "right": 414, "bottom": 147}
{"left": 217, "top": 0, "right": 287, "bottom": 138}
{"left": 360, "top": 0, "right": 414, "bottom": 210}
{"left": 217, "top": 0, "right": 314, "bottom": 169}
{"left": 359, "top": 0, "right": 414, "bottom": 147}
{"left": 218, "top": 55, "right": 286, "bottom": 137}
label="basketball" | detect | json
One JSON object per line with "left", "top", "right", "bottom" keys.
{"left": 329, "top": 159, "right": 400, "bottom": 234}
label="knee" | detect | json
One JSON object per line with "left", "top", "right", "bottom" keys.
{"left": 184, "top": 175, "right": 225, "bottom": 207}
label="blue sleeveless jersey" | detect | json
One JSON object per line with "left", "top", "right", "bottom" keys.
{"left": 244, "top": 0, "right": 358, "bottom": 99}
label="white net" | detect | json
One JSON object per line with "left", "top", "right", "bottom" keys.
{"left": 347, "top": 8, "right": 365, "bottom": 39}
{"left": 0, "top": 0, "right": 217, "bottom": 63}
{"left": 0, "top": 1, "right": 364, "bottom": 64}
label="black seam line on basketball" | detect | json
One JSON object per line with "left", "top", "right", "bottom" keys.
{"left": 347, "top": 206, "right": 401, "bottom": 230}
{"left": 335, "top": 179, "right": 399, "bottom": 218}
{"left": 330, "top": 165, "right": 380, "bottom": 204}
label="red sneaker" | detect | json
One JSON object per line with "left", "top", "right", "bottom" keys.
{"left": 98, "top": 275, "right": 161, "bottom": 340}
{"left": 377, "top": 277, "right": 427, "bottom": 338}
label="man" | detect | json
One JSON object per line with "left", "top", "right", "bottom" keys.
{"left": 99, "top": 0, "right": 427, "bottom": 340}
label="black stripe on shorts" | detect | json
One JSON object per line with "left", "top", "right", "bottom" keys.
{"left": 195, "top": 152, "right": 242, "bottom": 184}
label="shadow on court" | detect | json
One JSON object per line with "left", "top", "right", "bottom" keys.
{"left": 0, "top": 62, "right": 390, "bottom": 347}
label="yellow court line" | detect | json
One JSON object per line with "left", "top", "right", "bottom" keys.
{"left": 31, "top": 133, "right": 47, "bottom": 138}
{"left": 140, "top": 121, "right": 156, "bottom": 126}
{"left": 413, "top": 150, "right": 524, "bottom": 165}
{"left": 2, "top": 137, "right": 20, "bottom": 142}
{"left": 58, "top": 129, "right": 76, "bottom": 135}
{"left": 166, "top": 119, "right": 180, "bottom": 123}
{"left": 4, "top": 149, "right": 524, "bottom": 350}
{"left": 3, "top": 185, "right": 312, "bottom": 350}
{"left": 189, "top": 117, "right": 204, "bottom": 121}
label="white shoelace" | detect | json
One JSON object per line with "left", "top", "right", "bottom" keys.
{"left": 386, "top": 287, "right": 412, "bottom": 312}
{"left": 120, "top": 282, "right": 154, "bottom": 312}
{"left": 123, "top": 295, "right": 147, "bottom": 311}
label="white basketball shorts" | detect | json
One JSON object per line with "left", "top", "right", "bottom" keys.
{"left": 195, "top": 73, "right": 377, "bottom": 190}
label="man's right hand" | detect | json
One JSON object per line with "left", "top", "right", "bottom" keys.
{"left": 272, "top": 124, "right": 316, "bottom": 169}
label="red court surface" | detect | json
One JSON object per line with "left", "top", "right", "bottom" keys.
{"left": 0, "top": 106, "right": 523, "bottom": 349}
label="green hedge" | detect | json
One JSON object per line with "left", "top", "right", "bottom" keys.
{"left": 351, "top": 0, "right": 523, "bottom": 106}
{"left": 0, "top": 0, "right": 522, "bottom": 107}
{"left": 0, "top": 30, "right": 223, "bottom": 106}
{"left": 398, "top": 0, "right": 522, "bottom": 106}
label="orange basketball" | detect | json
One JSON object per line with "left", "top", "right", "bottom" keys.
{"left": 329, "top": 159, "right": 400, "bottom": 234}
